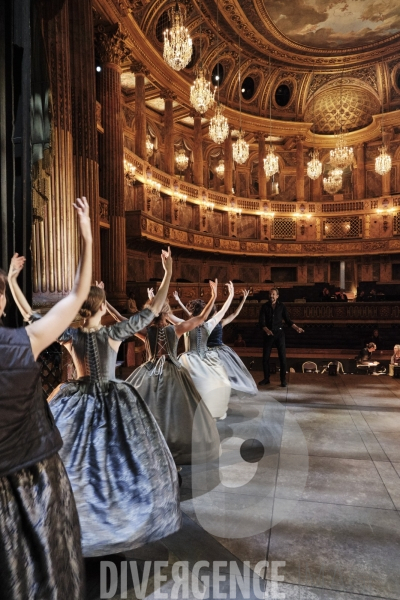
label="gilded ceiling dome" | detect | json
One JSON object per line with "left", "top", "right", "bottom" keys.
{"left": 304, "top": 82, "right": 381, "bottom": 134}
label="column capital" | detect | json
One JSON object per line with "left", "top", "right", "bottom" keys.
{"left": 255, "top": 132, "right": 266, "bottom": 143}
{"left": 190, "top": 108, "right": 203, "bottom": 120}
{"left": 95, "top": 23, "right": 130, "bottom": 66}
{"left": 130, "top": 60, "right": 150, "bottom": 76}
{"left": 160, "top": 88, "right": 177, "bottom": 101}
{"left": 296, "top": 135, "right": 306, "bottom": 143}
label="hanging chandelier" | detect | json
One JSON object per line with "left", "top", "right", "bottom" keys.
{"left": 232, "top": 129, "right": 249, "bottom": 165}
{"left": 263, "top": 145, "right": 279, "bottom": 178}
{"left": 175, "top": 147, "right": 189, "bottom": 172}
{"left": 307, "top": 149, "right": 322, "bottom": 180}
{"left": 190, "top": 67, "right": 215, "bottom": 114}
{"left": 215, "top": 158, "right": 225, "bottom": 180}
{"left": 209, "top": 103, "right": 229, "bottom": 144}
{"left": 163, "top": 3, "right": 192, "bottom": 71}
{"left": 330, "top": 132, "right": 354, "bottom": 169}
{"left": 323, "top": 168, "right": 343, "bottom": 195}
{"left": 146, "top": 134, "right": 154, "bottom": 158}
{"left": 375, "top": 145, "right": 392, "bottom": 176}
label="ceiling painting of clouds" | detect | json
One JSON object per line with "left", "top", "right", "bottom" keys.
{"left": 265, "top": 0, "right": 400, "bottom": 49}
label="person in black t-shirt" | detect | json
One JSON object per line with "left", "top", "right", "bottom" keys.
{"left": 258, "top": 288, "right": 304, "bottom": 387}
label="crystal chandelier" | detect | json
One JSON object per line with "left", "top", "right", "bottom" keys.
{"left": 307, "top": 149, "right": 322, "bottom": 180}
{"left": 215, "top": 159, "right": 225, "bottom": 180}
{"left": 146, "top": 134, "right": 154, "bottom": 158}
{"left": 163, "top": 3, "right": 192, "bottom": 71}
{"left": 209, "top": 103, "right": 229, "bottom": 144}
{"left": 375, "top": 145, "right": 392, "bottom": 176}
{"left": 264, "top": 145, "right": 279, "bottom": 178}
{"left": 323, "top": 168, "right": 343, "bottom": 194}
{"left": 232, "top": 129, "right": 249, "bottom": 165}
{"left": 190, "top": 67, "right": 215, "bottom": 114}
{"left": 330, "top": 132, "right": 353, "bottom": 169}
{"left": 175, "top": 147, "right": 189, "bottom": 172}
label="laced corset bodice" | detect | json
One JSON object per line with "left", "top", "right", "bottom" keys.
{"left": 185, "top": 325, "right": 210, "bottom": 359}
{"left": 146, "top": 325, "right": 181, "bottom": 368}
{"left": 64, "top": 328, "right": 118, "bottom": 380}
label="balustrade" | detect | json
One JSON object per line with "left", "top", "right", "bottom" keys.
{"left": 123, "top": 148, "right": 400, "bottom": 255}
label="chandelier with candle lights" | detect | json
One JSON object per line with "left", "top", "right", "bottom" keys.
{"left": 163, "top": 3, "right": 192, "bottom": 71}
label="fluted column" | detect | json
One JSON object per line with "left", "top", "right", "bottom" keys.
{"left": 132, "top": 62, "right": 148, "bottom": 160}
{"left": 96, "top": 24, "right": 130, "bottom": 306}
{"left": 161, "top": 89, "right": 176, "bottom": 175}
{"left": 296, "top": 136, "right": 305, "bottom": 201}
{"left": 69, "top": 0, "right": 101, "bottom": 280}
{"left": 192, "top": 112, "right": 203, "bottom": 186}
{"left": 256, "top": 133, "right": 267, "bottom": 199}
{"left": 355, "top": 144, "right": 366, "bottom": 199}
{"left": 38, "top": 1, "right": 76, "bottom": 295}
{"left": 224, "top": 132, "right": 233, "bottom": 195}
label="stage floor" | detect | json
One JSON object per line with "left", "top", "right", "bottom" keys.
{"left": 86, "top": 372, "right": 400, "bottom": 599}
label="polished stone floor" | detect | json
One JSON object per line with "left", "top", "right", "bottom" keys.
{"left": 86, "top": 372, "right": 400, "bottom": 599}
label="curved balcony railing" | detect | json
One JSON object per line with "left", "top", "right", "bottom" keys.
{"left": 123, "top": 149, "right": 400, "bottom": 256}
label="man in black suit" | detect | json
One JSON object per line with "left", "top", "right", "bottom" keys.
{"left": 259, "top": 288, "right": 304, "bottom": 387}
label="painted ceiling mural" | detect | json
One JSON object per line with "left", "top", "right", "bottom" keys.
{"left": 264, "top": 0, "right": 400, "bottom": 49}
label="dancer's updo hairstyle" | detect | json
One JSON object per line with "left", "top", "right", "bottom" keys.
{"left": 186, "top": 299, "right": 205, "bottom": 316}
{"left": 145, "top": 300, "right": 170, "bottom": 327}
{"left": 79, "top": 286, "right": 106, "bottom": 319}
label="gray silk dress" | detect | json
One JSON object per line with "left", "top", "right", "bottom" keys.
{"left": 179, "top": 319, "right": 231, "bottom": 419}
{"left": 126, "top": 325, "right": 220, "bottom": 465}
{"left": 47, "top": 309, "right": 181, "bottom": 557}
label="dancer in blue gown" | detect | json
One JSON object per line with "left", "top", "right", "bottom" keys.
{"left": 10, "top": 249, "right": 182, "bottom": 558}
{"left": 174, "top": 287, "right": 257, "bottom": 397}
{"left": 126, "top": 280, "right": 220, "bottom": 465}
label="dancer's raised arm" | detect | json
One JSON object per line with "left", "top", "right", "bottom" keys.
{"left": 221, "top": 288, "right": 249, "bottom": 327}
{"left": 8, "top": 254, "right": 34, "bottom": 322}
{"left": 150, "top": 247, "right": 173, "bottom": 315}
{"left": 26, "top": 197, "right": 92, "bottom": 359}
{"left": 205, "top": 281, "right": 235, "bottom": 332}
{"left": 175, "top": 280, "right": 217, "bottom": 338}
{"left": 173, "top": 291, "right": 191, "bottom": 316}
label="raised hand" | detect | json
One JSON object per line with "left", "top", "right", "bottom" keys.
{"left": 173, "top": 290, "right": 180, "bottom": 301}
{"left": 147, "top": 287, "right": 155, "bottom": 300}
{"left": 226, "top": 281, "right": 234, "bottom": 296}
{"left": 240, "top": 288, "right": 250, "bottom": 301}
{"left": 95, "top": 280, "right": 105, "bottom": 289}
{"left": 8, "top": 253, "right": 26, "bottom": 279}
{"left": 161, "top": 246, "right": 172, "bottom": 274}
{"left": 73, "top": 197, "right": 92, "bottom": 242}
{"left": 209, "top": 279, "right": 218, "bottom": 297}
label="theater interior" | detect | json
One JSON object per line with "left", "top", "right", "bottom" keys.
{"left": 2, "top": 0, "right": 400, "bottom": 598}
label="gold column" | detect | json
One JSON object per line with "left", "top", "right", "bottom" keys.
{"left": 355, "top": 144, "right": 366, "bottom": 200}
{"left": 296, "top": 136, "right": 305, "bottom": 202}
{"left": 224, "top": 132, "right": 233, "bottom": 195}
{"left": 96, "top": 24, "right": 130, "bottom": 306}
{"left": 193, "top": 112, "right": 203, "bottom": 186}
{"left": 161, "top": 89, "right": 176, "bottom": 175}
{"left": 257, "top": 133, "right": 267, "bottom": 199}
{"left": 38, "top": 1, "right": 76, "bottom": 296}
{"left": 69, "top": 0, "right": 101, "bottom": 280}
{"left": 132, "top": 62, "right": 148, "bottom": 160}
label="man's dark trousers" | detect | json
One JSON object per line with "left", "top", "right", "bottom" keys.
{"left": 262, "top": 329, "right": 287, "bottom": 383}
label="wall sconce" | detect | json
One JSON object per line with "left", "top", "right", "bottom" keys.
{"left": 145, "top": 179, "right": 161, "bottom": 210}
{"left": 124, "top": 158, "right": 136, "bottom": 185}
